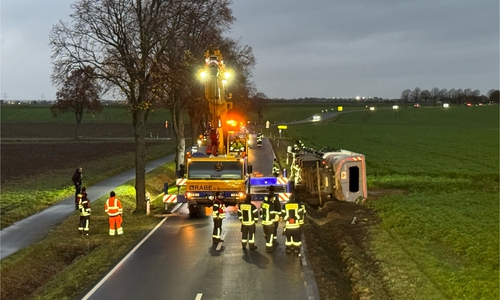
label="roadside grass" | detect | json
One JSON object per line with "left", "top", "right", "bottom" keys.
{"left": 0, "top": 163, "right": 177, "bottom": 300}
{"left": 0, "top": 142, "right": 175, "bottom": 229}
{"left": 286, "top": 106, "right": 500, "bottom": 299}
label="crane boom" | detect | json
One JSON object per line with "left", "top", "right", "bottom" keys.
{"left": 202, "top": 46, "right": 232, "bottom": 156}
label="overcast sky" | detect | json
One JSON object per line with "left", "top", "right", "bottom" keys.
{"left": 1, "top": 0, "right": 498, "bottom": 100}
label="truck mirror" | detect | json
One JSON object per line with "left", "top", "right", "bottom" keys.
{"left": 247, "top": 164, "right": 253, "bottom": 174}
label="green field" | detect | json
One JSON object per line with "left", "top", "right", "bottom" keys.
{"left": 1, "top": 104, "right": 498, "bottom": 299}
{"left": 0, "top": 104, "right": 171, "bottom": 123}
{"left": 286, "top": 105, "right": 499, "bottom": 299}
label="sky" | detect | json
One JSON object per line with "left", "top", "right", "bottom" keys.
{"left": 1, "top": 0, "right": 498, "bottom": 101}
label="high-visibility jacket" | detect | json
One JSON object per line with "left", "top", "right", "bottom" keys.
{"left": 238, "top": 203, "right": 258, "bottom": 225}
{"left": 105, "top": 196, "right": 123, "bottom": 217}
{"left": 260, "top": 197, "right": 278, "bottom": 225}
{"left": 212, "top": 199, "right": 226, "bottom": 219}
{"left": 282, "top": 202, "right": 301, "bottom": 229}
{"left": 78, "top": 193, "right": 91, "bottom": 216}
{"left": 297, "top": 201, "right": 306, "bottom": 225}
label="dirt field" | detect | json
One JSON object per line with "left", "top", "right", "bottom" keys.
{"left": 1, "top": 123, "right": 168, "bottom": 183}
{"left": 1, "top": 123, "right": 384, "bottom": 300}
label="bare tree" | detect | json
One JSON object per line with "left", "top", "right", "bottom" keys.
{"left": 409, "top": 87, "right": 421, "bottom": 105}
{"left": 456, "top": 89, "right": 465, "bottom": 105}
{"left": 472, "top": 89, "right": 481, "bottom": 103}
{"left": 430, "top": 87, "right": 440, "bottom": 106}
{"left": 420, "top": 89, "right": 431, "bottom": 106}
{"left": 251, "top": 92, "right": 268, "bottom": 125}
{"left": 400, "top": 89, "right": 411, "bottom": 108}
{"left": 439, "top": 88, "right": 449, "bottom": 104}
{"left": 51, "top": 0, "right": 234, "bottom": 210}
{"left": 151, "top": 2, "right": 236, "bottom": 172}
{"left": 51, "top": 66, "right": 102, "bottom": 139}
{"left": 448, "top": 88, "right": 457, "bottom": 105}
{"left": 463, "top": 88, "right": 473, "bottom": 104}
{"left": 487, "top": 89, "right": 499, "bottom": 103}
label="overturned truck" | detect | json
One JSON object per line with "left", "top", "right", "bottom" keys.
{"left": 290, "top": 149, "right": 367, "bottom": 205}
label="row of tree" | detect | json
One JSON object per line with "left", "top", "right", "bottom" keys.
{"left": 400, "top": 88, "right": 499, "bottom": 107}
{"left": 50, "top": 0, "right": 260, "bottom": 210}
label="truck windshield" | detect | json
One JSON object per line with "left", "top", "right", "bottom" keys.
{"left": 188, "top": 161, "right": 243, "bottom": 180}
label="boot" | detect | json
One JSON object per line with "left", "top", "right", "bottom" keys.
{"left": 242, "top": 242, "right": 246, "bottom": 250}
{"left": 249, "top": 243, "right": 257, "bottom": 250}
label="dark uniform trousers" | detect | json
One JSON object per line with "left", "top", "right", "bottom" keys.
{"left": 239, "top": 203, "right": 258, "bottom": 250}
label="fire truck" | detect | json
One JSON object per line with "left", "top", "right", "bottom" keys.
{"left": 172, "top": 47, "right": 252, "bottom": 216}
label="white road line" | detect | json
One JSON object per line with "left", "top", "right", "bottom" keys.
{"left": 81, "top": 217, "right": 168, "bottom": 300}
{"left": 195, "top": 293, "right": 203, "bottom": 300}
{"left": 216, "top": 231, "right": 226, "bottom": 250}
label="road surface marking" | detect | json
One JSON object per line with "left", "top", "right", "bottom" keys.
{"left": 81, "top": 217, "right": 168, "bottom": 300}
{"left": 195, "top": 293, "right": 203, "bottom": 300}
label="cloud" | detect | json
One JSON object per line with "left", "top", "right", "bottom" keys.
{"left": 1, "top": 0, "right": 498, "bottom": 100}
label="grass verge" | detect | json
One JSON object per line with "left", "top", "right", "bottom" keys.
{"left": 1, "top": 142, "right": 175, "bottom": 229}
{"left": 0, "top": 163, "right": 177, "bottom": 300}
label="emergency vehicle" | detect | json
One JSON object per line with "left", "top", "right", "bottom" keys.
{"left": 167, "top": 47, "right": 252, "bottom": 216}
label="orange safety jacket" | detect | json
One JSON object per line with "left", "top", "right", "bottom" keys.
{"left": 105, "top": 196, "right": 123, "bottom": 217}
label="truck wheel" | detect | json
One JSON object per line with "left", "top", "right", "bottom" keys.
{"left": 188, "top": 204, "right": 199, "bottom": 217}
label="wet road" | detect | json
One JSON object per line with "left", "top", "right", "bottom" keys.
{"left": 82, "top": 135, "right": 319, "bottom": 300}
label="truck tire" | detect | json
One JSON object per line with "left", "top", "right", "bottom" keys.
{"left": 188, "top": 204, "right": 199, "bottom": 217}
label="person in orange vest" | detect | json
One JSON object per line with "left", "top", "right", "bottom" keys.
{"left": 105, "top": 191, "right": 123, "bottom": 236}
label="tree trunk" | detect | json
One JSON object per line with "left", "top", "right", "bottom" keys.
{"left": 134, "top": 108, "right": 147, "bottom": 212}
{"left": 74, "top": 123, "right": 81, "bottom": 140}
{"left": 171, "top": 105, "right": 186, "bottom": 173}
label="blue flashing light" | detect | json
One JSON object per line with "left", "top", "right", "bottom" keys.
{"left": 249, "top": 177, "right": 277, "bottom": 185}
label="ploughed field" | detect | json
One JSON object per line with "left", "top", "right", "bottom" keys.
{"left": 1, "top": 123, "right": 167, "bottom": 183}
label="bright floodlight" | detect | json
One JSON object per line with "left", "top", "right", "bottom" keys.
{"left": 369, "top": 107, "right": 375, "bottom": 111}
{"left": 443, "top": 103, "right": 449, "bottom": 108}
{"left": 393, "top": 105, "right": 399, "bottom": 109}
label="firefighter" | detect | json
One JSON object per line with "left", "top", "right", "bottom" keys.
{"left": 211, "top": 192, "right": 226, "bottom": 243}
{"left": 281, "top": 194, "right": 302, "bottom": 255}
{"left": 297, "top": 195, "right": 306, "bottom": 234}
{"left": 271, "top": 186, "right": 282, "bottom": 245}
{"left": 230, "top": 139, "right": 245, "bottom": 152}
{"left": 272, "top": 159, "right": 280, "bottom": 177}
{"left": 256, "top": 133, "right": 263, "bottom": 147}
{"left": 238, "top": 194, "right": 258, "bottom": 250}
{"left": 78, "top": 187, "right": 91, "bottom": 235}
{"left": 260, "top": 186, "right": 279, "bottom": 252}
{"left": 105, "top": 191, "right": 123, "bottom": 236}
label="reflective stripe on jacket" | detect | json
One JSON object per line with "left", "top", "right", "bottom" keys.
{"left": 212, "top": 199, "right": 226, "bottom": 219}
{"left": 79, "top": 197, "right": 91, "bottom": 216}
{"left": 238, "top": 203, "right": 258, "bottom": 225}
{"left": 105, "top": 196, "right": 122, "bottom": 217}
{"left": 282, "top": 202, "right": 300, "bottom": 229}
{"left": 260, "top": 199, "right": 277, "bottom": 225}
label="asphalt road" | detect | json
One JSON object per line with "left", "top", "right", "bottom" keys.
{"left": 81, "top": 134, "right": 320, "bottom": 300}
